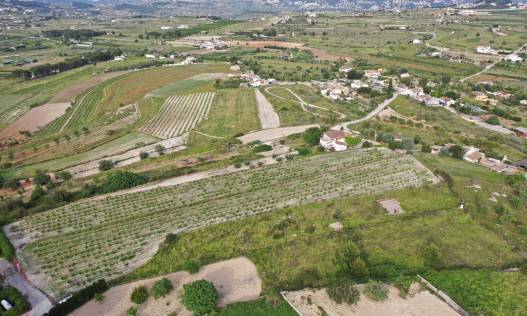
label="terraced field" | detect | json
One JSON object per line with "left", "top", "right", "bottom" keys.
{"left": 44, "top": 76, "right": 121, "bottom": 134}
{"left": 140, "top": 92, "right": 215, "bottom": 139}
{"left": 0, "top": 94, "right": 33, "bottom": 125}
{"left": 6, "top": 148, "right": 438, "bottom": 297}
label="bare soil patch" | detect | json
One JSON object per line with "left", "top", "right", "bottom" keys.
{"left": 238, "top": 124, "right": 318, "bottom": 144}
{"left": 72, "top": 257, "right": 261, "bottom": 316}
{"left": 283, "top": 283, "right": 459, "bottom": 316}
{"left": 0, "top": 102, "right": 70, "bottom": 142}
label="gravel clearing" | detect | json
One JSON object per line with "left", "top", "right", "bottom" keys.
{"left": 71, "top": 257, "right": 261, "bottom": 316}
{"left": 254, "top": 88, "right": 280, "bottom": 129}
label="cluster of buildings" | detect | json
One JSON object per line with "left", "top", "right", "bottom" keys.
{"left": 240, "top": 72, "right": 276, "bottom": 87}
{"left": 316, "top": 68, "right": 386, "bottom": 101}
{"left": 461, "top": 146, "right": 524, "bottom": 174}
{"left": 475, "top": 47, "right": 523, "bottom": 63}
{"left": 319, "top": 130, "right": 354, "bottom": 152}
{"left": 199, "top": 39, "right": 227, "bottom": 50}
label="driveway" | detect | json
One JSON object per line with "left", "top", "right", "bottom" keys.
{"left": 0, "top": 259, "right": 53, "bottom": 316}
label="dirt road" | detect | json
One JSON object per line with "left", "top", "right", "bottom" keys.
{"left": 333, "top": 93, "right": 400, "bottom": 130}
{"left": 238, "top": 125, "right": 318, "bottom": 144}
{"left": 254, "top": 88, "right": 280, "bottom": 129}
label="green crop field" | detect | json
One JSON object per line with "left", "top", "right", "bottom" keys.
{"left": 8, "top": 148, "right": 436, "bottom": 297}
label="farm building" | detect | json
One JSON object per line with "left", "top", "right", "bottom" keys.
{"left": 513, "top": 127, "right": 527, "bottom": 138}
{"left": 463, "top": 147, "right": 484, "bottom": 164}
{"left": 378, "top": 199, "right": 404, "bottom": 215}
{"left": 319, "top": 130, "right": 352, "bottom": 152}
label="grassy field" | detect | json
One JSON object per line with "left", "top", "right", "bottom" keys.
{"left": 363, "top": 96, "right": 527, "bottom": 161}
{"left": 120, "top": 153, "right": 525, "bottom": 316}
{"left": 425, "top": 269, "right": 527, "bottom": 316}
{"left": 8, "top": 148, "right": 436, "bottom": 297}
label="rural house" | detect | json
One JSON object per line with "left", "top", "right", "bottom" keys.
{"left": 513, "top": 127, "right": 527, "bottom": 138}
{"left": 319, "top": 130, "right": 352, "bottom": 152}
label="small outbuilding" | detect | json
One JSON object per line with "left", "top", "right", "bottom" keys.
{"left": 378, "top": 199, "right": 404, "bottom": 215}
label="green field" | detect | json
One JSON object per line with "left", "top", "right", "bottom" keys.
{"left": 9, "top": 148, "right": 436, "bottom": 297}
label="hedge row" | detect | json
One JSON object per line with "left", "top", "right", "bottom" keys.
{"left": 44, "top": 280, "right": 108, "bottom": 316}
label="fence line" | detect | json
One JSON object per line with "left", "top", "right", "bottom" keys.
{"left": 418, "top": 275, "right": 469, "bottom": 316}
{"left": 280, "top": 291, "right": 304, "bottom": 316}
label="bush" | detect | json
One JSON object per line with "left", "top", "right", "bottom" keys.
{"left": 421, "top": 143, "right": 431, "bottom": 153}
{"left": 303, "top": 127, "right": 322, "bottom": 146}
{"left": 327, "top": 281, "right": 360, "bottom": 305}
{"left": 130, "top": 286, "right": 148, "bottom": 304}
{"left": 485, "top": 115, "right": 500, "bottom": 125}
{"left": 33, "top": 170, "right": 51, "bottom": 185}
{"left": 0, "top": 287, "right": 30, "bottom": 316}
{"left": 364, "top": 280, "right": 388, "bottom": 301}
{"left": 57, "top": 171, "right": 72, "bottom": 181}
{"left": 98, "top": 160, "right": 114, "bottom": 171}
{"left": 448, "top": 145, "right": 465, "bottom": 159}
{"left": 252, "top": 144, "right": 272, "bottom": 153}
{"left": 151, "top": 278, "right": 173, "bottom": 299}
{"left": 98, "top": 171, "right": 148, "bottom": 194}
{"left": 296, "top": 147, "right": 310, "bottom": 156}
{"left": 0, "top": 230, "right": 15, "bottom": 261}
{"left": 139, "top": 151, "right": 149, "bottom": 160}
{"left": 127, "top": 306, "right": 138, "bottom": 316}
{"left": 94, "top": 293, "right": 104, "bottom": 302}
{"left": 181, "top": 280, "right": 218, "bottom": 314}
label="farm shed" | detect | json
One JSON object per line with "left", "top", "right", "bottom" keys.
{"left": 378, "top": 199, "right": 404, "bottom": 215}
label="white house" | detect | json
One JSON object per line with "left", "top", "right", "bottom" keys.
{"left": 145, "top": 54, "right": 156, "bottom": 59}
{"left": 412, "top": 39, "right": 422, "bottom": 44}
{"left": 504, "top": 54, "right": 523, "bottom": 63}
{"left": 319, "top": 130, "right": 351, "bottom": 152}
{"left": 339, "top": 66, "right": 353, "bottom": 73}
{"left": 113, "top": 55, "right": 126, "bottom": 61}
{"left": 475, "top": 46, "right": 497, "bottom": 55}
{"left": 160, "top": 26, "right": 173, "bottom": 30}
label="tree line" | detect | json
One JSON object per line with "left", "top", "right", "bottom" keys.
{"left": 12, "top": 49, "right": 121, "bottom": 80}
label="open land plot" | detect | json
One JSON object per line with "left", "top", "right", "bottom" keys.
{"left": 141, "top": 92, "right": 216, "bottom": 139}
{"left": 6, "top": 148, "right": 438, "bottom": 297}
{"left": 424, "top": 269, "right": 527, "bottom": 316}
{"left": 374, "top": 96, "right": 527, "bottom": 160}
{"left": 283, "top": 283, "right": 459, "bottom": 316}
{"left": 96, "top": 64, "right": 231, "bottom": 112}
{"left": 72, "top": 257, "right": 261, "bottom": 316}
{"left": 254, "top": 88, "right": 280, "bottom": 129}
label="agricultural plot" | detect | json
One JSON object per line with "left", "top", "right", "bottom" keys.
{"left": 140, "top": 92, "right": 215, "bottom": 139}
{"left": 6, "top": 148, "right": 438, "bottom": 297}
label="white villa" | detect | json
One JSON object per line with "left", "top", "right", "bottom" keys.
{"left": 504, "top": 54, "right": 523, "bottom": 63}
{"left": 319, "top": 130, "right": 352, "bottom": 152}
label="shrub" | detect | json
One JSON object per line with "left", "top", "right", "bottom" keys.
{"left": 327, "top": 281, "right": 360, "bottom": 305}
{"left": 98, "top": 160, "right": 114, "bottom": 171}
{"left": 155, "top": 145, "right": 165, "bottom": 155}
{"left": 152, "top": 278, "right": 172, "bottom": 299}
{"left": 303, "top": 127, "right": 322, "bottom": 146}
{"left": 98, "top": 171, "right": 148, "bottom": 194}
{"left": 296, "top": 147, "right": 310, "bottom": 156}
{"left": 181, "top": 280, "right": 218, "bottom": 314}
{"left": 421, "top": 143, "right": 431, "bottom": 153}
{"left": 345, "top": 136, "right": 361, "bottom": 146}
{"left": 57, "top": 171, "right": 72, "bottom": 181}
{"left": 34, "top": 170, "right": 51, "bottom": 185}
{"left": 252, "top": 144, "right": 272, "bottom": 153}
{"left": 130, "top": 286, "right": 148, "bottom": 304}
{"left": 127, "top": 306, "right": 138, "bottom": 316}
{"left": 485, "top": 115, "right": 500, "bottom": 125}
{"left": 0, "top": 230, "right": 15, "bottom": 260}
{"left": 448, "top": 145, "right": 464, "bottom": 159}
{"left": 139, "top": 151, "right": 149, "bottom": 160}
{"left": 364, "top": 280, "right": 388, "bottom": 301}
{"left": 94, "top": 293, "right": 104, "bottom": 302}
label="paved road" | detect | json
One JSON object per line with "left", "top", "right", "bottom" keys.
{"left": 0, "top": 259, "right": 53, "bottom": 316}
{"left": 333, "top": 92, "right": 400, "bottom": 130}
